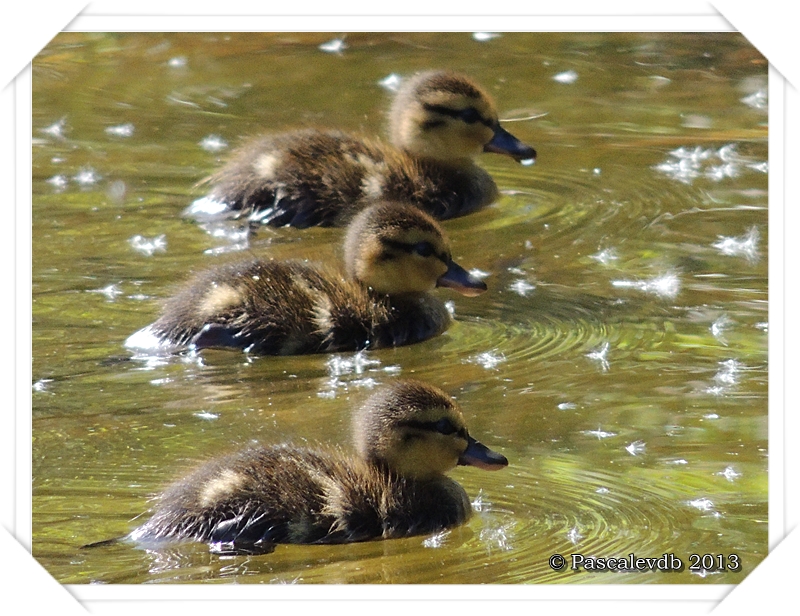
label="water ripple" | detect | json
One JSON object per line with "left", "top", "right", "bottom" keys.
{"left": 441, "top": 455, "right": 703, "bottom": 583}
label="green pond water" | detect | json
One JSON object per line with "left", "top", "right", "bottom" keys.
{"left": 31, "top": 32, "right": 768, "bottom": 584}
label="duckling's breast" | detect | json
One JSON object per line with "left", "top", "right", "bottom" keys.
{"left": 379, "top": 476, "right": 472, "bottom": 539}
{"left": 371, "top": 293, "right": 453, "bottom": 349}
{"left": 381, "top": 156, "right": 500, "bottom": 220}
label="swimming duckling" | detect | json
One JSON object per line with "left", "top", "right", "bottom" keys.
{"left": 127, "top": 380, "right": 508, "bottom": 553}
{"left": 186, "top": 70, "right": 536, "bottom": 228}
{"left": 126, "top": 202, "right": 487, "bottom": 355}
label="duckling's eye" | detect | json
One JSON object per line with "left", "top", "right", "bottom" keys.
{"left": 413, "top": 241, "right": 435, "bottom": 257}
{"left": 459, "top": 107, "right": 482, "bottom": 124}
{"left": 434, "top": 418, "right": 458, "bottom": 435}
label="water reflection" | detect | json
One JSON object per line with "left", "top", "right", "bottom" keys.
{"left": 32, "top": 31, "right": 768, "bottom": 585}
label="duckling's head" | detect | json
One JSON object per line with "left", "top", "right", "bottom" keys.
{"left": 344, "top": 202, "right": 487, "bottom": 297}
{"left": 353, "top": 380, "right": 508, "bottom": 481}
{"left": 389, "top": 70, "right": 536, "bottom": 164}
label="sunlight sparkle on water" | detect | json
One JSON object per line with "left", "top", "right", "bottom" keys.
{"left": 422, "top": 530, "right": 450, "bottom": 548}
{"left": 553, "top": 70, "right": 578, "bottom": 84}
{"left": 319, "top": 38, "right": 347, "bottom": 54}
{"left": 688, "top": 497, "right": 715, "bottom": 512}
{"left": 712, "top": 226, "right": 760, "bottom": 262}
{"left": 566, "top": 527, "right": 583, "bottom": 544}
{"left": 510, "top": 279, "right": 536, "bottom": 297}
{"left": 105, "top": 123, "right": 135, "bottom": 137}
{"left": 199, "top": 134, "right": 228, "bottom": 152}
{"left": 327, "top": 351, "right": 381, "bottom": 377}
{"left": 378, "top": 73, "right": 402, "bottom": 91}
{"left": 654, "top": 144, "right": 766, "bottom": 184}
{"left": 479, "top": 522, "right": 515, "bottom": 552}
{"left": 88, "top": 284, "right": 124, "bottom": 300}
{"left": 717, "top": 466, "right": 742, "bottom": 482}
{"left": 129, "top": 234, "right": 167, "bottom": 256}
{"left": 583, "top": 428, "right": 617, "bottom": 440}
{"left": 713, "top": 359, "right": 742, "bottom": 387}
{"left": 625, "top": 440, "right": 646, "bottom": 456}
{"left": 471, "top": 491, "right": 484, "bottom": 513}
{"left": 41, "top": 117, "right": 67, "bottom": 138}
{"left": 586, "top": 342, "right": 610, "bottom": 371}
{"left": 741, "top": 89, "right": 767, "bottom": 110}
{"left": 319, "top": 352, "right": 391, "bottom": 397}
{"left": 186, "top": 196, "right": 229, "bottom": 218}
{"left": 33, "top": 379, "right": 53, "bottom": 393}
{"left": 74, "top": 168, "right": 101, "bottom": 186}
{"left": 194, "top": 411, "right": 219, "bottom": 421}
{"left": 611, "top": 272, "right": 680, "bottom": 299}
{"left": 46, "top": 175, "right": 68, "bottom": 190}
{"left": 711, "top": 315, "right": 733, "bottom": 342}
{"left": 590, "top": 248, "right": 618, "bottom": 265}
{"left": 200, "top": 220, "right": 251, "bottom": 253}
{"left": 465, "top": 351, "right": 506, "bottom": 370}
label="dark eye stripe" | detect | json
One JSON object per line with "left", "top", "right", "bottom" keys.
{"left": 381, "top": 238, "right": 448, "bottom": 265}
{"left": 422, "top": 103, "right": 493, "bottom": 128}
{"left": 399, "top": 419, "right": 468, "bottom": 439}
{"left": 421, "top": 119, "right": 446, "bottom": 130}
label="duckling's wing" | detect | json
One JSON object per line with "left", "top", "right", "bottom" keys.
{"left": 248, "top": 194, "right": 339, "bottom": 229}
{"left": 188, "top": 323, "right": 238, "bottom": 349}
{"left": 189, "top": 322, "right": 259, "bottom": 351}
{"left": 197, "top": 131, "right": 376, "bottom": 228}
{"left": 206, "top": 509, "right": 287, "bottom": 555}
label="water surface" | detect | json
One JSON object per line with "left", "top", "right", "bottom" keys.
{"left": 32, "top": 32, "right": 768, "bottom": 584}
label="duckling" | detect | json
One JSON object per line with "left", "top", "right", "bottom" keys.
{"left": 127, "top": 380, "right": 508, "bottom": 553}
{"left": 126, "top": 202, "right": 487, "bottom": 355}
{"left": 186, "top": 70, "right": 536, "bottom": 228}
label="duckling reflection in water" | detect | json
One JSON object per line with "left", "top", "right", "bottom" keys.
{"left": 186, "top": 70, "right": 536, "bottom": 228}
{"left": 122, "top": 380, "right": 508, "bottom": 554}
{"left": 126, "top": 202, "right": 487, "bottom": 355}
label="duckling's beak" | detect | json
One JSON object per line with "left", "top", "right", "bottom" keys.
{"left": 436, "top": 260, "right": 487, "bottom": 297}
{"left": 483, "top": 124, "right": 537, "bottom": 164}
{"left": 458, "top": 435, "right": 508, "bottom": 471}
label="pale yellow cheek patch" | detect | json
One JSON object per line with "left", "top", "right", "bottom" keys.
{"left": 254, "top": 152, "right": 281, "bottom": 179}
{"left": 199, "top": 284, "right": 244, "bottom": 317}
{"left": 199, "top": 469, "right": 246, "bottom": 508}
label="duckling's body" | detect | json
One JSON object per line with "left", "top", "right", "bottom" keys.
{"left": 126, "top": 202, "right": 486, "bottom": 355}
{"left": 129, "top": 444, "right": 470, "bottom": 549}
{"left": 187, "top": 70, "right": 536, "bottom": 228}
{"left": 127, "top": 380, "right": 508, "bottom": 553}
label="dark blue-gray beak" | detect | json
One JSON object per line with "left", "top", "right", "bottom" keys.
{"left": 458, "top": 435, "right": 508, "bottom": 470}
{"left": 436, "top": 260, "right": 487, "bottom": 297}
{"left": 484, "top": 123, "right": 536, "bottom": 164}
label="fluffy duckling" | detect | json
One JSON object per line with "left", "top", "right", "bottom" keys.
{"left": 127, "top": 380, "right": 508, "bottom": 553}
{"left": 186, "top": 70, "right": 536, "bottom": 228}
{"left": 126, "top": 202, "right": 487, "bottom": 355}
